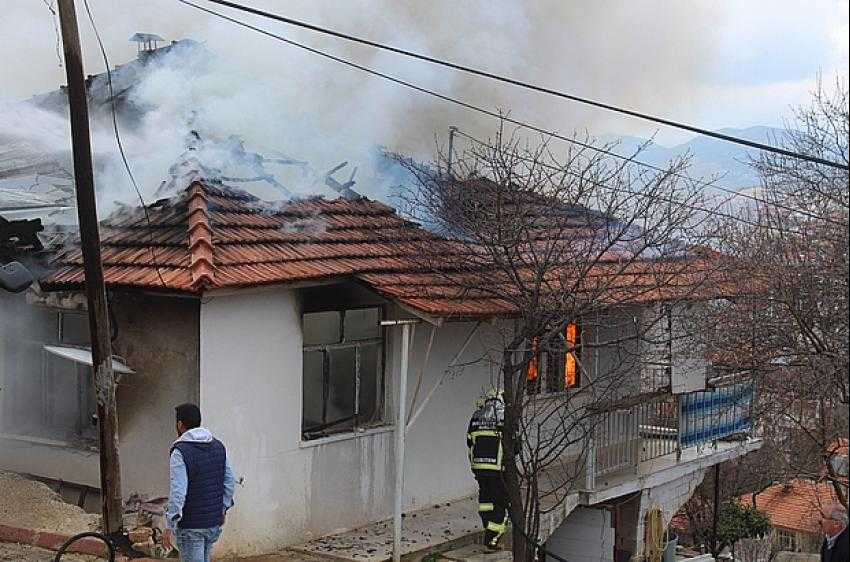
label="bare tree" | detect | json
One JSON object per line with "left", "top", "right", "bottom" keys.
{"left": 698, "top": 81, "right": 849, "bottom": 506}
{"left": 678, "top": 447, "right": 784, "bottom": 556}
{"left": 390, "top": 121, "right": 721, "bottom": 562}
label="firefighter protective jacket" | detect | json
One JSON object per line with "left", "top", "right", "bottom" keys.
{"left": 466, "top": 398, "right": 505, "bottom": 472}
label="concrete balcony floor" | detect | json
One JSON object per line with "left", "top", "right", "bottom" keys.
{"left": 536, "top": 437, "right": 762, "bottom": 541}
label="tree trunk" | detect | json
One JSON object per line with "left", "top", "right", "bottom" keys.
{"left": 501, "top": 349, "right": 530, "bottom": 562}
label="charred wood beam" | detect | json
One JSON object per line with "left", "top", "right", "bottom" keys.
{"left": 0, "top": 216, "right": 44, "bottom": 253}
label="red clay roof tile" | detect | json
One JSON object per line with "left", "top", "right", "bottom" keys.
{"left": 41, "top": 179, "right": 731, "bottom": 317}
{"left": 740, "top": 479, "right": 842, "bottom": 533}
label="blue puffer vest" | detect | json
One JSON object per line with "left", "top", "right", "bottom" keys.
{"left": 171, "top": 438, "right": 227, "bottom": 529}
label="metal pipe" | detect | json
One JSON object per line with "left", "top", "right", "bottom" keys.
{"left": 393, "top": 322, "right": 412, "bottom": 562}
{"left": 381, "top": 319, "right": 421, "bottom": 326}
{"left": 406, "top": 321, "right": 481, "bottom": 430}
{"left": 447, "top": 126, "right": 458, "bottom": 177}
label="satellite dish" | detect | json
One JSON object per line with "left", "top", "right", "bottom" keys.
{"left": 0, "top": 261, "right": 34, "bottom": 293}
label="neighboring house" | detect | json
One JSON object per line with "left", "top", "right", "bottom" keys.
{"left": 741, "top": 479, "right": 842, "bottom": 554}
{"left": 0, "top": 176, "right": 761, "bottom": 559}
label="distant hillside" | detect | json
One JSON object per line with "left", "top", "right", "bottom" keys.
{"left": 601, "top": 126, "right": 787, "bottom": 191}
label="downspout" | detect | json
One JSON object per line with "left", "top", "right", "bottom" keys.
{"left": 382, "top": 319, "right": 420, "bottom": 562}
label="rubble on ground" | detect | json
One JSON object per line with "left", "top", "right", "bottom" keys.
{"left": 122, "top": 492, "right": 169, "bottom": 558}
{"left": 0, "top": 471, "right": 99, "bottom": 535}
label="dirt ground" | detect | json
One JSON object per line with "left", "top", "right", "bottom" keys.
{"left": 0, "top": 472, "right": 99, "bottom": 535}
{"left": 0, "top": 541, "right": 106, "bottom": 562}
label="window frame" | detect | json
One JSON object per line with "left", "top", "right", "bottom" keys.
{"left": 1, "top": 308, "right": 97, "bottom": 447}
{"left": 53, "top": 311, "right": 97, "bottom": 443}
{"left": 526, "top": 320, "right": 583, "bottom": 396}
{"left": 301, "top": 305, "right": 386, "bottom": 440}
{"left": 774, "top": 528, "right": 797, "bottom": 552}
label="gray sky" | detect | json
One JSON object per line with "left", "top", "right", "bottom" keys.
{"left": 1, "top": 0, "right": 847, "bottom": 146}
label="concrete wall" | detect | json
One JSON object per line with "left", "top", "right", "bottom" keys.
{"left": 0, "top": 290, "right": 200, "bottom": 499}
{"left": 641, "top": 302, "right": 708, "bottom": 394}
{"left": 110, "top": 292, "right": 201, "bottom": 497}
{"left": 548, "top": 506, "right": 615, "bottom": 562}
{"left": 586, "top": 306, "right": 642, "bottom": 399}
{"left": 199, "top": 286, "right": 502, "bottom": 556}
{"left": 618, "top": 467, "right": 708, "bottom": 561}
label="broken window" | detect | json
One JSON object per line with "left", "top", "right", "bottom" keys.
{"left": 0, "top": 296, "right": 97, "bottom": 446}
{"left": 526, "top": 321, "right": 583, "bottom": 395}
{"left": 301, "top": 307, "right": 384, "bottom": 440}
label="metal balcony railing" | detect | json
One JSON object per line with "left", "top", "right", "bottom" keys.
{"left": 584, "top": 381, "right": 755, "bottom": 490}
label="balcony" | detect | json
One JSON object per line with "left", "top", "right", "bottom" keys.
{"left": 526, "top": 381, "right": 762, "bottom": 543}
{"left": 584, "top": 380, "right": 758, "bottom": 495}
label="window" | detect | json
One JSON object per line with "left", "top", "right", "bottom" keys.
{"left": 775, "top": 528, "right": 796, "bottom": 552}
{"left": 0, "top": 305, "right": 96, "bottom": 445}
{"left": 564, "top": 321, "right": 579, "bottom": 389}
{"left": 527, "top": 321, "right": 582, "bottom": 395}
{"left": 302, "top": 307, "right": 384, "bottom": 440}
{"left": 526, "top": 337, "right": 540, "bottom": 393}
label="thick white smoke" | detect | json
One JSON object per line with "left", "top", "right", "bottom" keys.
{"left": 0, "top": 0, "right": 732, "bottom": 215}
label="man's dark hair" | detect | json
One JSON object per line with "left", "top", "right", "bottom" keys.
{"left": 175, "top": 403, "right": 201, "bottom": 429}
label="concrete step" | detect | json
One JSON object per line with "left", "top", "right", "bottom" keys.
{"left": 290, "top": 497, "right": 485, "bottom": 562}
{"left": 438, "top": 544, "right": 512, "bottom": 562}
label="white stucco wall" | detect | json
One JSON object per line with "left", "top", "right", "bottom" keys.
{"left": 548, "top": 506, "right": 615, "bottom": 562}
{"left": 634, "top": 467, "right": 708, "bottom": 556}
{"left": 199, "top": 287, "right": 500, "bottom": 556}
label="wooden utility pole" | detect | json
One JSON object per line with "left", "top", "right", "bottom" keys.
{"left": 57, "top": 0, "right": 124, "bottom": 534}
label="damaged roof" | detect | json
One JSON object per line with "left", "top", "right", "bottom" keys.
{"left": 42, "top": 180, "right": 515, "bottom": 316}
{"left": 42, "top": 180, "right": 732, "bottom": 318}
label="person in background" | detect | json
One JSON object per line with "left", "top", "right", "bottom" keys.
{"left": 820, "top": 502, "right": 848, "bottom": 562}
{"left": 162, "top": 403, "right": 236, "bottom": 562}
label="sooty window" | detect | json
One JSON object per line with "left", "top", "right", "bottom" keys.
{"left": 302, "top": 307, "right": 384, "bottom": 440}
{"left": 526, "top": 321, "right": 582, "bottom": 395}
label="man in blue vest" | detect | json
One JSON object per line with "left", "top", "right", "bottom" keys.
{"left": 162, "top": 403, "right": 236, "bottom": 562}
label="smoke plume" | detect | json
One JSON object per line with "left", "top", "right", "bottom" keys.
{"left": 1, "top": 0, "right": 728, "bottom": 215}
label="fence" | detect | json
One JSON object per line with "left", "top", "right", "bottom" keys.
{"left": 678, "top": 381, "right": 754, "bottom": 448}
{"left": 589, "top": 393, "right": 679, "bottom": 481}
{"left": 586, "top": 381, "right": 754, "bottom": 489}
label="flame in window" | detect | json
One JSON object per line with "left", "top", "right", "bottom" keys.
{"left": 527, "top": 337, "right": 539, "bottom": 381}
{"left": 565, "top": 322, "right": 577, "bottom": 388}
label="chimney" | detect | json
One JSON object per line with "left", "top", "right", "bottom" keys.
{"left": 129, "top": 32, "right": 166, "bottom": 61}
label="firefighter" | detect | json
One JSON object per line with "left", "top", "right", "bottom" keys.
{"left": 467, "top": 388, "right": 510, "bottom": 549}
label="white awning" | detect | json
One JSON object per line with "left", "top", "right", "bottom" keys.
{"left": 43, "top": 345, "right": 134, "bottom": 374}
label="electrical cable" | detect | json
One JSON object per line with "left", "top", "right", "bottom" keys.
{"left": 41, "top": 0, "right": 64, "bottom": 68}
{"left": 82, "top": 0, "right": 168, "bottom": 288}
{"left": 174, "top": 0, "right": 846, "bottom": 233}
{"left": 453, "top": 129, "right": 845, "bottom": 243}
{"left": 194, "top": 0, "right": 848, "bottom": 171}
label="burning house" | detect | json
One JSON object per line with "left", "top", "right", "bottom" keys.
{"left": 0, "top": 167, "right": 761, "bottom": 559}
{"left": 0, "top": 29, "right": 769, "bottom": 562}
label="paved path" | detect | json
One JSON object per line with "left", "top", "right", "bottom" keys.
{"left": 291, "top": 497, "right": 481, "bottom": 562}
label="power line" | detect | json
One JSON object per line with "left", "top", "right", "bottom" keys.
{"left": 175, "top": 0, "right": 845, "bottom": 230}
{"left": 195, "top": 0, "right": 849, "bottom": 171}
{"left": 82, "top": 0, "right": 167, "bottom": 287}
{"left": 41, "top": 0, "right": 64, "bottom": 68}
